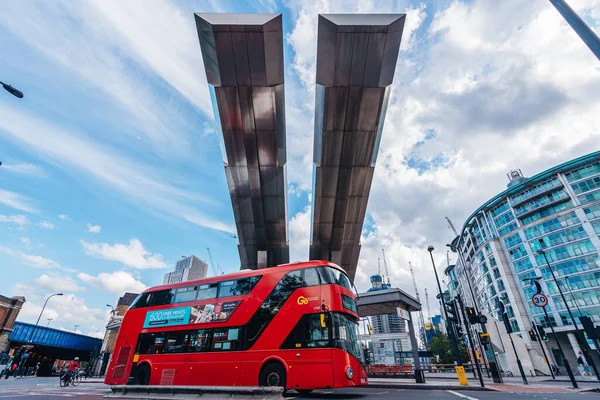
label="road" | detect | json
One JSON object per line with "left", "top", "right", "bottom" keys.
{"left": 0, "top": 378, "right": 597, "bottom": 399}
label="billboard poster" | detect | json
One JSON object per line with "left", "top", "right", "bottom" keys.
{"left": 143, "top": 301, "right": 241, "bottom": 328}
{"left": 396, "top": 307, "right": 410, "bottom": 321}
{"left": 190, "top": 301, "right": 240, "bottom": 323}
{"left": 144, "top": 307, "right": 191, "bottom": 328}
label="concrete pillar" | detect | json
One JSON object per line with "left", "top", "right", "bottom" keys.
{"left": 567, "top": 333, "right": 582, "bottom": 359}
{"left": 408, "top": 312, "right": 425, "bottom": 383}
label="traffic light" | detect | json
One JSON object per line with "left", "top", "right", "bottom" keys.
{"left": 536, "top": 325, "right": 548, "bottom": 341}
{"left": 466, "top": 307, "right": 478, "bottom": 324}
{"left": 528, "top": 330, "right": 537, "bottom": 341}
{"left": 445, "top": 301, "right": 458, "bottom": 323}
{"left": 579, "top": 316, "right": 599, "bottom": 340}
{"left": 456, "top": 325, "right": 464, "bottom": 339}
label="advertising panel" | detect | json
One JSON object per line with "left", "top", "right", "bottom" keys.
{"left": 143, "top": 300, "right": 240, "bottom": 328}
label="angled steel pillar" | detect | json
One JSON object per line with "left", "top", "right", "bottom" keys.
{"left": 196, "top": 14, "right": 289, "bottom": 269}
{"left": 310, "top": 14, "right": 405, "bottom": 280}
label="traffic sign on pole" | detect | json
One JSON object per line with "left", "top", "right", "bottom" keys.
{"left": 532, "top": 293, "right": 548, "bottom": 308}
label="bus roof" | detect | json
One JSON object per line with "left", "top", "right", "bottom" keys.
{"left": 145, "top": 260, "right": 348, "bottom": 293}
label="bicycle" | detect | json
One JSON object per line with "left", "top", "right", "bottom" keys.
{"left": 59, "top": 371, "right": 81, "bottom": 387}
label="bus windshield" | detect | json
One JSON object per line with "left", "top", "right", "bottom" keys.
{"left": 332, "top": 313, "right": 365, "bottom": 366}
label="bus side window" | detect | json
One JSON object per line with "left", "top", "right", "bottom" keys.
{"left": 280, "top": 314, "right": 331, "bottom": 349}
{"left": 138, "top": 333, "right": 166, "bottom": 354}
{"left": 188, "top": 330, "right": 211, "bottom": 352}
{"left": 174, "top": 286, "right": 197, "bottom": 303}
{"left": 165, "top": 331, "right": 190, "bottom": 353}
{"left": 197, "top": 284, "right": 218, "bottom": 301}
{"left": 303, "top": 268, "right": 320, "bottom": 287}
{"left": 137, "top": 334, "right": 155, "bottom": 354}
{"left": 148, "top": 290, "right": 175, "bottom": 307}
{"left": 130, "top": 293, "right": 150, "bottom": 309}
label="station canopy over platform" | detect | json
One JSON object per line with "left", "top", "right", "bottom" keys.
{"left": 357, "top": 288, "right": 421, "bottom": 317}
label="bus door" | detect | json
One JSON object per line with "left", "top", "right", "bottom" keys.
{"left": 289, "top": 313, "right": 333, "bottom": 390}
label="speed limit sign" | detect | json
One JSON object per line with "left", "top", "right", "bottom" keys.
{"left": 532, "top": 293, "right": 548, "bottom": 308}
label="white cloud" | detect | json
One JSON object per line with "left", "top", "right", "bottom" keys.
{"left": 78, "top": 271, "right": 147, "bottom": 295}
{"left": 21, "top": 254, "right": 61, "bottom": 269}
{"left": 87, "top": 224, "right": 102, "bottom": 233}
{"left": 0, "top": 105, "right": 233, "bottom": 233}
{"left": 58, "top": 215, "right": 69, "bottom": 221}
{"left": 289, "top": 206, "right": 312, "bottom": 263}
{"left": 0, "top": 246, "right": 61, "bottom": 269}
{"left": 0, "top": 189, "right": 37, "bottom": 213}
{"left": 13, "top": 292, "right": 108, "bottom": 336}
{"left": 81, "top": 238, "right": 168, "bottom": 269}
{"left": 33, "top": 274, "right": 84, "bottom": 293}
{"left": 1, "top": 163, "right": 47, "bottom": 178}
{"left": 0, "top": 215, "right": 28, "bottom": 225}
{"left": 39, "top": 221, "right": 55, "bottom": 230}
{"left": 88, "top": 0, "right": 212, "bottom": 115}
{"left": 20, "top": 237, "right": 31, "bottom": 246}
{"left": 0, "top": 1, "right": 212, "bottom": 153}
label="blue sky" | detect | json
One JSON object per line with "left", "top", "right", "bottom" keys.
{"left": 1, "top": 0, "right": 599, "bottom": 336}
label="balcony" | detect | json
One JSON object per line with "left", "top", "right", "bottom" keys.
{"left": 509, "top": 180, "right": 564, "bottom": 208}
{"left": 514, "top": 191, "right": 570, "bottom": 219}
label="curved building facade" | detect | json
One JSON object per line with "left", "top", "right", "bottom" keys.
{"left": 448, "top": 151, "right": 600, "bottom": 374}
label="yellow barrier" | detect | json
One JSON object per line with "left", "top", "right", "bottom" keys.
{"left": 455, "top": 366, "right": 469, "bottom": 386}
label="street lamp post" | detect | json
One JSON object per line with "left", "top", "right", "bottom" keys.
{"left": 428, "top": 246, "right": 463, "bottom": 367}
{"left": 19, "top": 293, "right": 62, "bottom": 376}
{"left": 0, "top": 81, "right": 24, "bottom": 98}
{"left": 447, "top": 243, "right": 497, "bottom": 381}
{"left": 537, "top": 245, "right": 600, "bottom": 380}
{"left": 31, "top": 293, "right": 63, "bottom": 342}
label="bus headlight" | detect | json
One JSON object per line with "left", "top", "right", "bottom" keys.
{"left": 346, "top": 367, "right": 354, "bottom": 379}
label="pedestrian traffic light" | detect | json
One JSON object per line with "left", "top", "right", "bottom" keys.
{"left": 466, "top": 307, "right": 478, "bottom": 324}
{"left": 456, "top": 325, "right": 464, "bottom": 339}
{"left": 528, "top": 330, "right": 537, "bottom": 341}
{"left": 536, "top": 325, "right": 548, "bottom": 341}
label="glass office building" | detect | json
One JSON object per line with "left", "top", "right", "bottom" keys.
{"left": 447, "top": 151, "right": 600, "bottom": 370}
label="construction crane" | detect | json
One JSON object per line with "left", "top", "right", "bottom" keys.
{"left": 207, "top": 247, "right": 218, "bottom": 276}
{"left": 377, "top": 257, "right": 381, "bottom": 277}
{"left": 381, "top": 249, "right": 391, "bottom": 286}
{"left": 409, "top": 261, "right": 428, "bottom": 349}
{"left": 424, "top": 288, "right": 432, "bottom": 325}
{"left": 446, "top": 216, "right": 459, "bottom": 237}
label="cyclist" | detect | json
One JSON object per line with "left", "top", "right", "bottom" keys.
{"left": 62, "top": 358, "right": 81, "bottom": 386}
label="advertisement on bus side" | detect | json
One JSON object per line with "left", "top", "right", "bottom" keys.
{"left": 143, "top": 301, "right": 241, "bottom": 328}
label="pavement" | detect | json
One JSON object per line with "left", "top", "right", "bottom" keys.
{"left": 0, "top": 376, "right": 598, "bottom": 400}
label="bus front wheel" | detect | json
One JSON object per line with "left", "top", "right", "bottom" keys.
{"left": 259, "top": 362, "right": 286, "bottom": 388}
{"left": 133, "top": 364, "right": 150, "bottom": 385}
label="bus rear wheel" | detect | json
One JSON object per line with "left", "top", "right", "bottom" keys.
{"left": 259, "top": 362, "right": 286, "bottom": 388}
{"left": 133, "top": 364, "right": 150, "bottom": 385}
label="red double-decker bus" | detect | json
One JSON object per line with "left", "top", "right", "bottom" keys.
{"left": 104, "top": 260, "right": 367, "bottom": 392}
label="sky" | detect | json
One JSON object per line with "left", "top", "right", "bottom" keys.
{"left": 1, "top": 0, "right": 599, "bottom": 338}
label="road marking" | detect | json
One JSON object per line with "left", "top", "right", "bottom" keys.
{"left": 447, "top": 390, "right": 480, "bottom": 400}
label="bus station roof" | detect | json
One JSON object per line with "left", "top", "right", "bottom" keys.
{"left": 357, "top": 288, "right": 421, "bottom": 316}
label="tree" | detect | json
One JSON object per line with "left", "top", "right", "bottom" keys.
{"left": 428, "top": 332, "right": 470, "bottom": 365}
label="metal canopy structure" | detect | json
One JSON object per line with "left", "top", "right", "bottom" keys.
{"left": 357, "top": 288, "right": 424, "bottom": 382}
{"left": 309, "top": 14, "right": 406, "bottom": 280}
{"left": 196, "top": 13, "right": 289, "bottom": 270}
{"left": 357, "top": 288, "right": 421, "bottom": 316}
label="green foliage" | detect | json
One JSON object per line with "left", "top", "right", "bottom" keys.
{"left": 429, "top": 332, "right": 470, "bottom": 364}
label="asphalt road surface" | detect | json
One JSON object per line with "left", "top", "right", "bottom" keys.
{"left": 0, "top": 378, "right": 597, "bottom": 399}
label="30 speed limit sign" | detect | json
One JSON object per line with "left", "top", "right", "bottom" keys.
{"left": 532, "top": 293, "right": 548, "bottom": 308}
